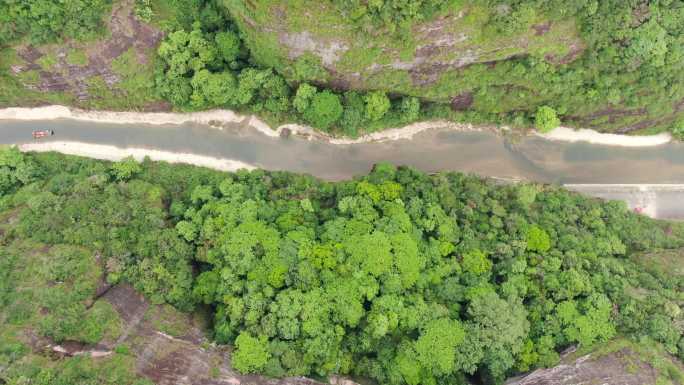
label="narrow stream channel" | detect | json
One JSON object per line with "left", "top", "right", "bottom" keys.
{"left": 2, "top": 119, "right": 684, "bottom": 183}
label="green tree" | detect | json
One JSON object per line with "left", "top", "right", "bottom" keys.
{"left": 293, "top": 83, "right": 317, "bottom": 113}
{"left": 365, "top": 91, "right": 391, "bottom": 121}
{"left": 461, "top": 249, "right": 492, "bottom": 275}
{"left": 303, "top": 90, "right": 343, "bottom": 129}
{"left": 415, "top": 318, "right": 465, "bottom": 375}
{"left": 399, "top": 96, "right": 420, "bottom": 122}
{"left": 534, "top": 106, "right": 560, "bottom": 133}
{"left": 190, "top": 69, "right": 236, "bottom": 108}
{"left": 111, "top": 157, "right": 142, "bottom": 181}
{"left": 232, "top": 332, "right": 271, "bottom": 374}
{"left": 526, "top": 225, "right": 551, "bottom": 252}
{"left": 215, "top": 31, "right": 241, "bottom": 63}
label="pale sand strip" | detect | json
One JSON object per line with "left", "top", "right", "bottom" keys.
{"left": 18, "top": 141, "right": 256, "bottom": 172}
{"left": 0, "top": 105, "right": 673, "bottom": 146}
{"left": 537, "top": 126, "right": 671, "bottom": 147}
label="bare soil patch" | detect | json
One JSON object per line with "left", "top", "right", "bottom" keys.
{"left": 451, "top": 92, "right": 474, "bottom": 110}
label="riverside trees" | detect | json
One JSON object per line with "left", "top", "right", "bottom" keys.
{"left": 152, "top": 2, "right": 418, "bottom": 137}
{"left": 1, "top": 149, "right": 683, "bottom": 385}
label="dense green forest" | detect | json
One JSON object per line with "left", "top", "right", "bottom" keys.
{"left": 4, "top": 0, "right": 684, "bottom": 137}
{"left": 1, "top": 147, "right": 683, "bottom": 384}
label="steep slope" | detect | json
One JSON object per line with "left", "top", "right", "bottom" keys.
{"left": 223, "top": 0, "right": 684, "bottom": 135}
{"left": 506, "top": 339, "right": 684, "bottom": 385}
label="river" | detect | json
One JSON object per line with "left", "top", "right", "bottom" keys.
{"left": 3, "top": 119, "right": 684, "bottom": 184}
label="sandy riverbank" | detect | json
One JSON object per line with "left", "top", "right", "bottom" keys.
{"left": 0, "top": 105, "right": 673, "bottom": 147}
{"left": 19, "top": 141, "right": 256, "bottom": 172}
{"left": 537, "top": 127, "right": 671, "bottom": 147}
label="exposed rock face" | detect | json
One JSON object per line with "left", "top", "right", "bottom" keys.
{"left": 101, "top": 284, "right": 361, "bottom": 385}
{"left": 228, "top": 1, "right": 584, "bottom": 99}
{"left": 506, "top": 346, "right": 681, "bottom": 385}
{"left": 279, "top": 31, "right": 349, "bottom": 67}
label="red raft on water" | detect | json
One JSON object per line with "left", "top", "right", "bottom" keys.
{"left": 32, "top": 130, "right": 54, "bottom": 139}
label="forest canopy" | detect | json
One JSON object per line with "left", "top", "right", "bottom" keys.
{"left": 1, "top": 148, "right": 683, "bottom": 385}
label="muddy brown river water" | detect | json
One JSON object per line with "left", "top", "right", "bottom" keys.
{"left": 2, "top": 119, "right": 684, "bottom": 184}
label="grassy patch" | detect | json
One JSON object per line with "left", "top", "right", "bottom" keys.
{"left": 17, "top": 70, "right": 41, "bottom": 85}
{"left": 111, "top": 47, "right": 140, "bottom": 76}
{"left": 37, "top": 52, "right": 59, "bottom": 71}
{"left": 145, "top": 304, "right": 192, "bottom": 338}
{"left": 107, "top": 47, "right": 160, "bottom": 108}
{"left": 66, "top": 49, "right": 90, "bottom": 66}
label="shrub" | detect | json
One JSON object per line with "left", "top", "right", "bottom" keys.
{"left": 534, "top": 106, "right": 560, "bottom": 133}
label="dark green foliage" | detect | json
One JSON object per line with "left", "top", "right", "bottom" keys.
{"left": 303, "top": 90, "right": 344, "bottom": 128}
{"left": 332, "top": 0, "right": 453, "bottom": 33}
{"left": 2, "top": 149, "right": 683, "bottom": 385}
{"left": 0, "top": 146, "right": 39, "bottom": 194}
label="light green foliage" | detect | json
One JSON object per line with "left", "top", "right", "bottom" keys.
{"left": 111, "top": 156, "right": 142, "bottom": 181}
{"left": 626, "top": 20, "right": 668, "bottom": 69}
{"left": 190, "top": 69, "right": 236, "bottom": 107}
{"left": 364, "top": 91, "right": 391, "bottom": 121}
{"left": 232, "top": 332, "right": 271, "bottom": 373}
{"left": 489, "top": 3, "right": 537, "bottom": 34}
{"left": 103, "top": 47, "right": 160, "bottom": 109}
{"left": 1, "top": 241, "right": 120, "bottom": 345}
{"left": 535, "top": 106, "right": 560, "bottom": 133}
{"left": 461, "top": 249, "right": 492, "bottom": 275}
{"left": 526, "top": 225, "right": 551, "bottom": 252}
{"left": 415, "top": 318, "right": 465, "bottom": 374}
{"left": 215, "top": 30, "right": 241, "bottom": 63}
{"left": 340, "top": 91, "right": 366, "bottom": 136}
{"left": 672, "top": 120, "right": 684, "bottom": 140}
{"left": 293, "top": 83, "right": 317, "bottom": 113}
{"left": 134, "top": 0, "right": 154, "bottom": 23}
{"left": 466, "top": 292, "right": 530, "bottom": 380}
{"left": 555, "top": 294, "right": 616, "bottom": 347}
{"left": 37, "top": 53, "right": 58, "bottom": 71}
{"left": 516, "top": 184, "right": 538, "bottom": 207}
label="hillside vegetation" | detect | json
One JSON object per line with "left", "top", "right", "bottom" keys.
{"left": 225, "top": 0, "right": 684, "bottom": 136}
{"left": 4, "top": 0, "right": 684, "bottom": 138}
{"left": 1, "top": 147, "right": 683, "bottom": 384}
